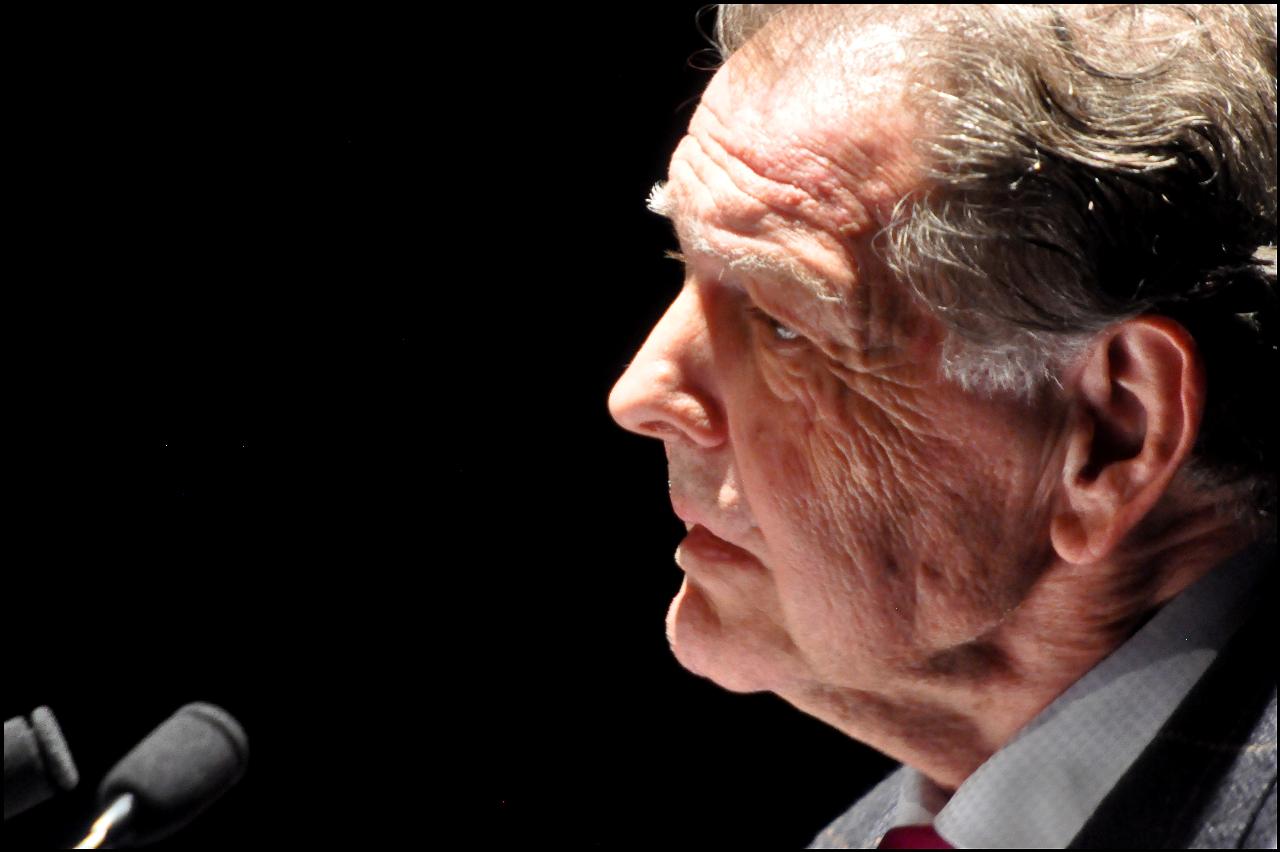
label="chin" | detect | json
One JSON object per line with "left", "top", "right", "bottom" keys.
{"left": 666, "top": 579, "right": 774, "bottom": 694}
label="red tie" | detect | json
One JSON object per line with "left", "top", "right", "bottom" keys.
{"left": 877, "top": 825, "right": 953, "bottom": 849}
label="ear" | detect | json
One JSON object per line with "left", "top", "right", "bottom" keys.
{"left": 1050, "top": 317, "right": 1206, "bottom": 565}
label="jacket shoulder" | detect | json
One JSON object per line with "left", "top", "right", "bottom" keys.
{"left": 1072, "top": 571, "right": 1277, "bottom": 849}
{"left": 1190, "top": 686, "right": 1277, "bottom": 849}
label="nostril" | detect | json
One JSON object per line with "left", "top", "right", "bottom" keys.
{"left": 640, "top": 421, "right": 682, "bottom": 439}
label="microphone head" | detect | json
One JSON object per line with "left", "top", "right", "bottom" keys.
{"left": 31, "top": 707, "right": 79, "bottom": 793}
{"left": 4, "top": 706, "right": 79, "bottom": 821}
{"left": 98, "top": 702, "right": 249, "bottom": 845}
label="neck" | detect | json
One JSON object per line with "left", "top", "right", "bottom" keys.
{"left": 784, "top": 504, "right": 1256, "bottom": 792}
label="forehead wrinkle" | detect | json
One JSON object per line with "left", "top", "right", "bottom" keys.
{"left": 667, "top": 138, "right": 846, "bottom": 304}
{"left": 692, "top": 97, "right": 879, "bottom": 239}
{"left": 656, "top": 143, "right": 922, "bottom": 377}
{"left": 683, "top": 88, "right": 928, "bottom": 353}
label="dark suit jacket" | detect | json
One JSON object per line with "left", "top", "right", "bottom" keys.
{"left": 812, "top": 573, "right": 1277, "bottom": 849}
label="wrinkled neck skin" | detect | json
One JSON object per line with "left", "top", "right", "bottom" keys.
{"left": 785, "top": 496, "right": 1253, "bottom": 793}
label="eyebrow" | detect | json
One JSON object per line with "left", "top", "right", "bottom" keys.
{"left": 645, "top": 181, "right": 842, "bottom": 304}
{"left": 646, "top": 181, "right": 676, "bottom": 218}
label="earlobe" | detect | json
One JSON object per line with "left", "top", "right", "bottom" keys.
{"left": 1050, "top": 507, "right": 1093, "bottom": 565}
{"left": 1049, "top": 317, "right": 1205, "bottom": 565}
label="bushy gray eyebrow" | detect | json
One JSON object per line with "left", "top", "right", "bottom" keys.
{"left": 646, "top": 181, "right": 675, "bottom": 218}
{"left": 646, "top": 178, "right": 842, "bottom": 306}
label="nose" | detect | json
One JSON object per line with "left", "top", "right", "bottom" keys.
{"left": 608, "top": 285, "right": 725, "bottom": 448}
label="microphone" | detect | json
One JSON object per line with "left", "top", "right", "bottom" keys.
{"left": 75, "top": 702, "right": 248, "bottom": 848}
{"left": 4, "top": 706, "right": 79, "bottom": 820}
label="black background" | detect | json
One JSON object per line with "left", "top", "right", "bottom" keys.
{"left": 9, "top": 7, "right": 891, "bottom": 847}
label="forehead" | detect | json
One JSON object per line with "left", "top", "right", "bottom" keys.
{"left": 653, "top": 24, "right": 922, "bottom": 309}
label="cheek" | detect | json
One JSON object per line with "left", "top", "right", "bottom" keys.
{"left": 749, "top": 346, "right": 932, "bottom": 566}
{"left": 739, "top": 349, "right": 1051, "bottom": 668}
{"left": 736, "top": 376, "right": 924, "bottom": 657}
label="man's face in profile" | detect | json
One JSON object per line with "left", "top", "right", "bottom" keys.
{"left": 609, "top": 25, "right": 1061, "bottom": 720}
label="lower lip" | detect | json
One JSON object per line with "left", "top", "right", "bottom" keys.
{"left": 678, "top": 524, "right": 755, "bottom": 564}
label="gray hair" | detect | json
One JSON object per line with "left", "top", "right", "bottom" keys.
{"left": 714, "top": 4, "right": 1278, "bottom": 518}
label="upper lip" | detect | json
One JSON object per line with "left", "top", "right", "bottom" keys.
{"left": 670, "top": 497, "right": 738, "bottom": 547}
{"left": 669, "top": 495, "right": 703, "bottom": 530}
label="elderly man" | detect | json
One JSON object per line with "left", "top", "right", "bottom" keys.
{"left": 608, "top": 5, "right": 1276, "bottom": 848}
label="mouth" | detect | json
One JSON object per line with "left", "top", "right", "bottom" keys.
{"left": 677, "top": 524, "right": 758, "bottom": 566}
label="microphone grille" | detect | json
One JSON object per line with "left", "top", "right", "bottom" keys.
{"left": 3, "top": 706, "right": 78, "bottom": 821}
{"left": 99, "top": 702, "right": 249, "bottom": 844}
{"left": 31, "top": 706, "right": 79, "bottom": 793}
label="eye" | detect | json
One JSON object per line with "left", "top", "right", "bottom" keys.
{"left": 747, "top": 307, "right": 803, "bottom": 344}
{"left": 770, "top": 320, "right": 802, "bottom": 342}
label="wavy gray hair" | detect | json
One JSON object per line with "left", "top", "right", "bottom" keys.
{"left": 714, "top": 4, "right": 1278, "bottom": 519}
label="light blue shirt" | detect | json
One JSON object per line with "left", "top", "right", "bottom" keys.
{"left": 889, "top": 544, "right": 1269, "bottom": 849}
